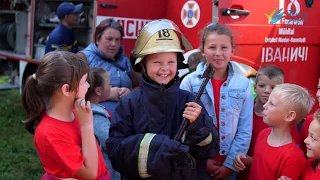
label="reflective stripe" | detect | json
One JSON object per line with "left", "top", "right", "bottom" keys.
{"left": 51, "top": 44, "right": 72, "bottom": 50}
{"left": 197, "top": 133, "right": 212, "bottom": 147}
{"left": 181, "top": 131, "right": 186, "bottom": 143}
{"left": 51, "top": 44, "right": 60, "bottom": 49}
{"left": 138, "top": 133, "right": 156, "bottom": 178}
{"left": 63, "top": 45, "right": 72, "bottom": 50}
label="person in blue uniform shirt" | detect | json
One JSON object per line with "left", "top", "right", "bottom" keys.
{"left": 45, "top": 2, "right": 82, "bottom": 53}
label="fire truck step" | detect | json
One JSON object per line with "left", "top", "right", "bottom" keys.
{"left": 0, "top": 83, "right": 18, "bottom": 91}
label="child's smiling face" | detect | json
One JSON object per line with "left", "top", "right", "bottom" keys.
{"left": 144, "top": 52, "right": 177, "bottom": 85}
{"left": 201, "top": 33, "right": 233, "bottom": 71}
{"left": 304, "top": 115, "right": 320, "bottom": 159}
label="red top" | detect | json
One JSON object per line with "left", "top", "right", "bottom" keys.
{"left": 291, "top": 125, "right": 300, "bottom": 147}
{"left": 301, "top": 159, "right": 320, "bottom": 180}
{"left": 237, "top": 111, "right": 265, "bottom": 180}
{"left": 249, "top": 128, "right": 306, "bottom": 180}
{"left": 35, "top": 112, "right": 108, "bottom": 179}
{"left": 248, "top": 111, "right": 267, "bottom": 157}
{"left": 104, "top": 107, "right": 113, "bottom": 119}
{"left": 211, "top": 79, "right": 227, "bottom": 163}
{"left": 299, "top": 113, "right": 314, "bottom": 154}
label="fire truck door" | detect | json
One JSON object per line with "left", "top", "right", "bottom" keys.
{"left": 218, "top": 0, "right": 320, "bottom": 94}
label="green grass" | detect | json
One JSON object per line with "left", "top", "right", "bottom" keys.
{"left": 0, "top": 75, "right": 9, "bottom": 84}
{"left": 0, "top": 90, "right": 43, "bottom": 180}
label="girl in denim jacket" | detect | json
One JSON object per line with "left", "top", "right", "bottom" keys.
{"left": 180, "top": 24, "right": 253, "bottom": 180}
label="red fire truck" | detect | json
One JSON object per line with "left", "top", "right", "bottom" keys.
{"left": 1, "top": 0, "right": 319, "bottom": 108}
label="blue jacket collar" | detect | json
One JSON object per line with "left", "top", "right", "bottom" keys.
{"left": 87, "top": 43, "right": 125, "bottom": 61}
{"left": 86, "top": 43, "right": 128, "bottom": 70}
{"left": 91, "top": 103, "right": 110, "bottom": 118}
{"left": 139, "top": 73, "right": 180, "bottom": 92}
{"left": 139, "top": 74, "right": 180, "bottom": 116}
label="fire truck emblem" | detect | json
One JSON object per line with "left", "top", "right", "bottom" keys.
{"left": 265, "top": 0, "right": 306, "bottom": 25}
{"left": 181, "top": 1, "right": 200, "bottom": 28}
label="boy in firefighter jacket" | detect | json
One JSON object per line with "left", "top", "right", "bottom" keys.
{"left": 106, "top": 19, "right": 219, "bottom": 180}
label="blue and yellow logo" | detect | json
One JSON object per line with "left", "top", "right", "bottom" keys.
{"left": 265, "top": 8, "right": 285, "bottom": 24}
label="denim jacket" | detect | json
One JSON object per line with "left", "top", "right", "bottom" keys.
{"left": 180, "top": 62, "right": 253, "bottom": 171}
{"left": 91, "top": 104, "right": 120, "bottom": 180}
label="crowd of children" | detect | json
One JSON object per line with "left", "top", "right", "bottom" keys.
{"left": 21, "top": 16, "right": 320, "bottom": 180}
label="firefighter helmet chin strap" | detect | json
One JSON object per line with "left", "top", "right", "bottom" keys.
{"left": 130, "top": 52, "right": 142, "bottom": 72}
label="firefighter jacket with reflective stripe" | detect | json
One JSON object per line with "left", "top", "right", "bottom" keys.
{"left": 106, "top": 74, "right": 219, "bottom": 180}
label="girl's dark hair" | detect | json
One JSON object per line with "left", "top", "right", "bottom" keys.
{"left": 85, "top": 67, "right": 109, "bottom": 101}
{"left": 311, "top": 109, "right": 320, "bottom": 171}
{"left": 22, "top": 51, "right": 89, "bottom": 134}
{"left": 95, "top": 18, "right": 124, "bottom": 44}
{"left": 201, "top": 24, "right": 234, "bottom": 50}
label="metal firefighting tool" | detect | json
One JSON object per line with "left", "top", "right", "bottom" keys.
{"left": 174, "top": 63, "right": 215, "bottom": 141}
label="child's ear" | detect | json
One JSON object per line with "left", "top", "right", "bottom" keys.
{"left": 285, "top": 111, "right": 296, "bottom": 123}
{"left": 95, "top": 87, "right": 102, "bottom": 96}
{"left": 61, "top": 84, "right": 71, "bottom": 97}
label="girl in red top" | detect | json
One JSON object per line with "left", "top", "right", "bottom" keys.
{"left": 302, "top": 109, "right": 320, "bottom": 179}
{"left": 22, "top": 51, "right": 109, "bottom": 180}
{"left": 279, "top": 109, "right": 320, "bottom": 180}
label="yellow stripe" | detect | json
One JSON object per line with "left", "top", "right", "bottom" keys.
{"left": 197, "top": 133, "right": 212, "bottom": 147}
{"left": 51, "top": 45, "right": 72, "bottom": 50}
{"left": 138, "top": 133, "right": 156, "bottom": 178}
{"left": 63, "top": 45, "right": 72, "bottom": 50}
